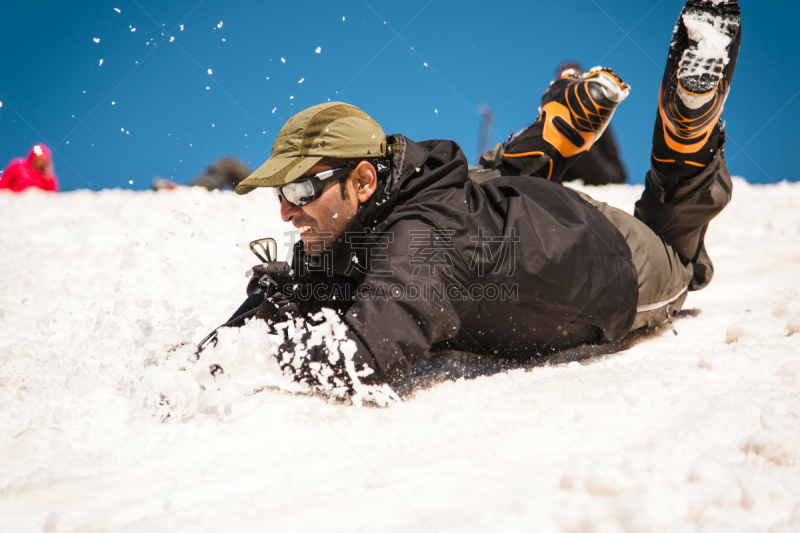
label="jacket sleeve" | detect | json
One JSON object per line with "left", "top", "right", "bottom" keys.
{"left": 344, "top": 218, "right": 466, "bottom": 382}
{"left": 274, "top": 218, "right": 465, "bottom": 394}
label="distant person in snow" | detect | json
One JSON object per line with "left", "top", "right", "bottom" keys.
{"left": 200, "top": 1, "right": 741, "bottom": 404}
{"left": 0, "top": 144, "right": 59, "bottom": 192}
{"left": 152, "top": 156, "right": 252, "bottom": 191}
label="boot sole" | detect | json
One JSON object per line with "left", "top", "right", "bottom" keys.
{"left": 659, "top": 0, "right": 741, "bottom": 154}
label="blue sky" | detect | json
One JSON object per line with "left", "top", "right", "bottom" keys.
{"left": 1, "top": 0, "right": 797, "bottom": 191}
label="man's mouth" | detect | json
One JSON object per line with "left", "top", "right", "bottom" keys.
{"left": 297, "top": 225, "right": 314, "bottom": 234}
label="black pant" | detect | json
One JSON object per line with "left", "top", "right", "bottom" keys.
{"left": 580, "top": 150, "right": 732, "bottom": 329}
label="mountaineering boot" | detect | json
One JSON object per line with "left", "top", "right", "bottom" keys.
{"left": 541, "top": 67, "right": 630, "bottom": 159}
{"left": 495, "top": 67, "right": 630, "bottom": 181}
{"left": 651, "top": 0, "right": 741, "bottom": 199}
{"left": 635, "top": 0, "right": 741, "bottom": 292}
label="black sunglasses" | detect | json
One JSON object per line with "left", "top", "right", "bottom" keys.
{"left": 274, "top": 165, "right": 353, "bottom": 207}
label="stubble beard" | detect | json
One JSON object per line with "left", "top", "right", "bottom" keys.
{"left": 300, "top": 216, "right": 350, "bottom": 257}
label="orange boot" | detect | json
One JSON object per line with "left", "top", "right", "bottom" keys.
{"left": 652, "top": 0, "right": 741, "bottom": 197}
{"left": 499, "top": 67, "right": 630, "bottom": 181}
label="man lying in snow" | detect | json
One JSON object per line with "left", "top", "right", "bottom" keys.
{"left": 201, "top": 0, "right": 741, "bottom": 402}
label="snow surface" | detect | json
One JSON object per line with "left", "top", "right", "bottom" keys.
{"left": 2, "top": 178, "right": 800, "bottom": 532}
{"left": 682, "top": 10, "right": 732, "bottom": 64}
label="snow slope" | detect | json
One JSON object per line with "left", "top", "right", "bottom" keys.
{"left": 2, "top": 178, "right": 800, "bottom": 532}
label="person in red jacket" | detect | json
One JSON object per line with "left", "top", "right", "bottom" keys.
{"left": 0, "top": 144, "right": 59, "bottom": 192}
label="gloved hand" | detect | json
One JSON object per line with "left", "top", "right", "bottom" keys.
{"left": 245, "top": 261, "right": 293, "bottom": 296}
{"left": 244, "top": 262, "right": 311, "bottom": 325}
{"left": 196, "top": 261, "right": 304, "bottom": 355}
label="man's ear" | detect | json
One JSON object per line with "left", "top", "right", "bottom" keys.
{"left": 353, "top": 161, "right": 378, "bottom": 203}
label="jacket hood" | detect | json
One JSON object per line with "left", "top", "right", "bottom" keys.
{"left": 27, "top": 144, "right": 52, "bottom": 165}
{"left": 377, "top": 134, "right": 469, "bottom": 209}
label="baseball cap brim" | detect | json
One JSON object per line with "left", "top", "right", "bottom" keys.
{"left": 235, "top": 155, "right": 322, "bottom": 195}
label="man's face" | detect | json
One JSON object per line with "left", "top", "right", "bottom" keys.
{"left": 279, "top": 164, "right": 359, "bottom": 256}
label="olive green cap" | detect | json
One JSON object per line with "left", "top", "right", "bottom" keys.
{"left": 235, "top": 102, "right": 388, "bottom": 195}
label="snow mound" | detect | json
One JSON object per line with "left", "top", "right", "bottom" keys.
{"left": 2, "top": 178, "right": 800, "bottom": 531}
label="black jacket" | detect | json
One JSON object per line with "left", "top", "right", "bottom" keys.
{"left": 276, "top": 135, "right": 638, "bottom": 385}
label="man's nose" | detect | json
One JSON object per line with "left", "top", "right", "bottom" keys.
{"left": 279, "top": 196, "right": 301, "bottom": 222}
